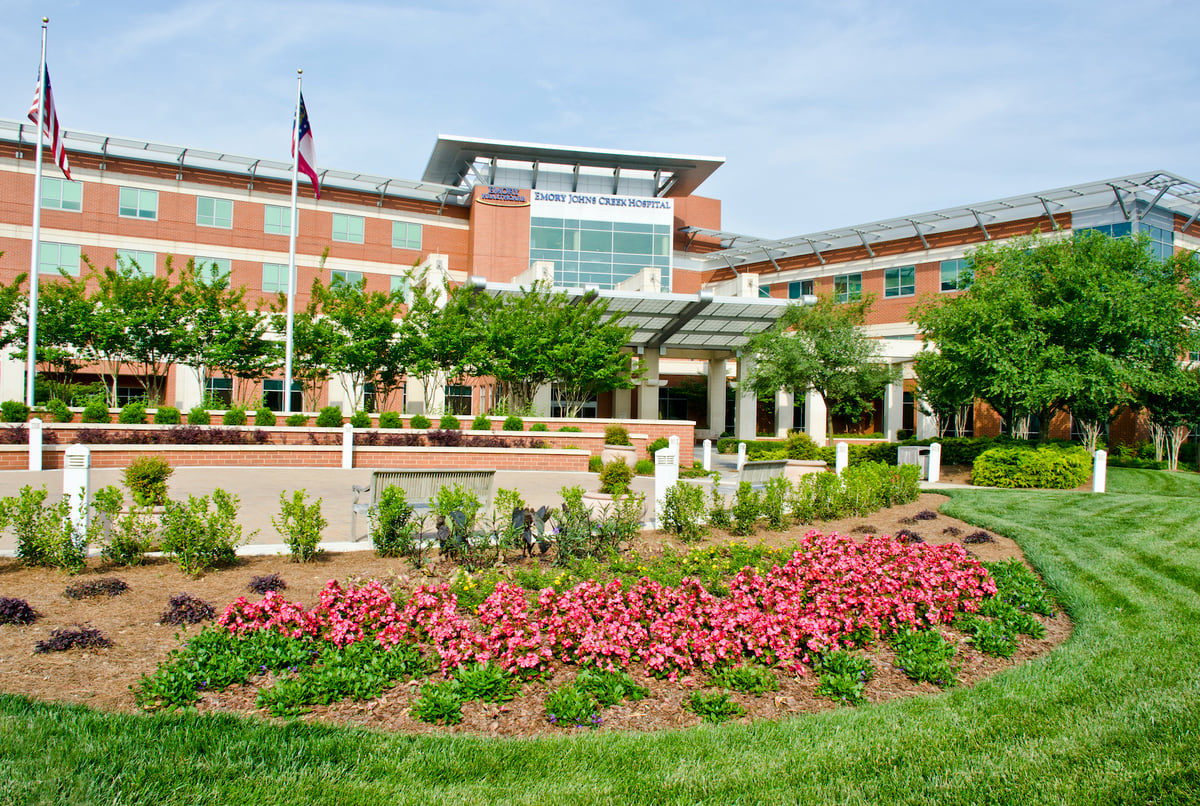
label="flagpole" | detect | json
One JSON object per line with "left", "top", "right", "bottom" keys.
{"left": 25, "top": 17, "right": 49, "bottom": 409}
{"left": 283, "top": 69, "right": 302, "bottom": 415}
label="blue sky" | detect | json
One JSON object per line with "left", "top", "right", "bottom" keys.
{"left": 3, "top": 0, "right": 1199, "bottom": 238}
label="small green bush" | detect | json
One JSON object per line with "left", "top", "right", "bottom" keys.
{"left": 972, "top": 445, "right": 1091, "bottom": 489}
{"left": 315, "top": 406, "right": 343, "bottom": 428}
{"left": 471, "top": 414, "right": 491, "bottom": 431}
{"left": 646, "top": 437, "right": 669, "bottom": 458}
{"left": 222, "top": 406, "right": 247, "bottom": 426}
{"left": 633, "top": 458, "right": 654, "bottom": 475}
{"left": 660, "top": 482, "right": 709, "bottom": 543}
{"left": 46, "top": 398, "right": 74, "bottom": 423}
{"left": 92, "top": 486, "right": 154, "bottom": 567}
{"left": 686, "top": 691, "right": 744, "bottom": 723}
{"left": 558, "top": 425, "right": 582, "bottom": 433}
{"left": 4, "top": 486, "right": 87, "bottom": 572}
{"left": 349, "top": 410, "right": 372, "bottom": 428}
{"left": 124, "top": 456, "right": 174, "bottom": 506}
{"left": 813, "top": 650, "right": 874, "bottom": 705}
{"left": 890, "top": 627, "right": 958, "bottom": 686}
{"left": 285, "top": 413, "right": 308, "bottom": 427}
{"left": 786, "top": 432, "right": 822, "bottom": 460}
{"left": 1, "top": 400, "right": 30, "bottom": 422}
{"left": 160, "top": 489, "right": 251, "bottom": 576}
{"left": 502, "top": 415, "right": 524, "bottom": 431}
{"left": 378, "top": 411, "right": 402, "bottom": 429}
{"left": 153, "top": 405, "right": 181, "bottom": 425}
{"left": 587, "top": 455, "right": 603, "bottom": 473}
{"left": 730, "top": 481, "right": 761, "bottom": 536}
{"left": 409, "top": 413, "right": 431, "bottom": 429}
{"left": 604, "top": 424, "right": 631, "bottom": 446}
{"left": 253, "top": 407, "right": 275, "bottom": 427}
{"left": 411, "top": 679, "right": 464, "bottom": 725}
{"left": 599, "top": 459, "right": 635, "bottom": 495}
{"left": 439, "top": 413, "right": 460, "bottom": 429}
{"left": 371, "top": 486, "right": 423, "bottom": 561}
{"left": 272, "top": 489, "right": 326, "bottom": 562}
{"left": 82, "top": 399, "right": 110, "bottom": 424}
{"left": 544, "top": 683, "right": 601, "bottom": 728}
{"left": 711, "top": 663, "right": 779, "bottom": 696}
{"left": 529, "top": 422, "right": 549, "bottom": 432}
{"left": 187, "top": 406, "right": 210, "bottom": 425}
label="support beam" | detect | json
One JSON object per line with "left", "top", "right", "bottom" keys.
{"left": 638, "top": 350, "right": 661, "bottom": 423}
{"left": 734, "top": 354, "right": 757, "bottom": 441}
{"left": 774, "top": 389, "right": 794, "bottom": 438}
{"left": 853, "top": 229, "right": 876, "bottom": 258}
{"left": 968, "top": 209, "right": 991, "bottom": 240}
{"left": 1035, "top": 195, "right": 1062, "bottom": 230}
{"left": 1109, "top": 184, "right": 1131, "bottom": 220}
{"left": 804, "top": 390, "right": 827, "bottom": 447}
{"left": 908, "top": 220, "right": 929, "bottom": 250}
{"left": 805, "top": 238, "right": 826, "bottom": 265}
{"left": 707, "top": 358, "right": 727, "bottom": 437}
{"left": 883, "top": 371, "right": 905, "bottom": 441}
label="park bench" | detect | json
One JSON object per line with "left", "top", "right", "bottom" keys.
{"left": 717, "top": 459, "right": 791, "bottom": 495}
{"left": 351, "top": 468, "right": 496, "bottom": 541}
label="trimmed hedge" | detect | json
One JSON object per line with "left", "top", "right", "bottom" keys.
{"left": 972, "top": 445, "right": 1091, "bottom": 489}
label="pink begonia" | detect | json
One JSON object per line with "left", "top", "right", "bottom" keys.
{"left": 217, "top": 531, "right": 997, "bottom": 679}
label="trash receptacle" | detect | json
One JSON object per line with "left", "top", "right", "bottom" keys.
{"left": 897, "top": 446, "right": 930, "bottom": 480}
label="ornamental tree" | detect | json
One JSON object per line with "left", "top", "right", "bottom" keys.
{"left": 315, "top": 275, "right": 406, "bottom": 411}
{"left": 745, "top": 293, "right": 899, "bottom": 442}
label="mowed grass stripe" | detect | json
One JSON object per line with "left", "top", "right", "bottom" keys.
{"left": 2, "top": 468, "right": 1200, "bottom": 805}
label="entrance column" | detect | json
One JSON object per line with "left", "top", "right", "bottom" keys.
{"left": 734, "top": 354, "right": 756, "bottom": 441}
{"left": 774, "top": 389, "right": 794, "bottom": 438}
{"left": 805, "top": 389, "right": 827, "bottom": 446}
{"left": 613, "top": 388, "right": 632, "bottom": 419}
{"left": 707, "top": 358, "right": 727, "bottom": 436}
{"left": 883, "top": 369, "right": 905, "bottom": 440}
{"left": 638, "top": 350, "right": 661, "bottom": 422}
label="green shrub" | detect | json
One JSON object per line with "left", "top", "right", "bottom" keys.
{"left": 1, "top": 400, "right": 30, "bottom": 422}
{"left": 253, "top": 407, "right": 275, "bottom": 427}
{"left": 82, "top": 399, "right": 110, "bottom": 424}
{"left": 686, "top": 691, "right": 744, "bottom": 723}
{"left": 544, "top": 682, "right": 601, "bottom": 728}
{"left": 760, "top": 476, "right": 791, "bottom": 530}
{"left": 285, "top": 413, "right": 308, "bottom": 427}
{"left": 730, "top": 482, "right": 761, "bottom": 536}
{"left": 471, "top": 414, "right": 491, "bottom": 431}
{"left": 272, "top": 490, "right": 326, "bottom": 562}
{"left": 411, "top": 679, "right": 465, "bottom": 725}
{"left": 371, "top": 486, "right": 423, "bottom": 561}
{"left": 529, "top": 422, "right": 549, "bottom": 432}
{"left": 123, "top": 456, "right": 173, "bottom": 506}
{"left": 315, "top": 406, "right": 343, "bottom": 428}
{"left": 890, "top": 627, "right": 958, "bottom": 686}
{"left": 378, "top": 411, "right": 402, "bottom": 429}
{"left": 502, "top": 415, "right": 524, "bottom": 431}
{"left": 972, "top": 445, "right": 1091, "bottom": 489}
{"left": 153, "top": 405, "right": 181, "bottom": 425}
{"left": 587, "top": 455, "right": 603, "bottom": 473}
{"left": 604, "top": 424, "right": 631, "bottom": 446}
{"left": 409, "top": 413, "right": 431, "bottom": 429}
{"left": 160, "top": 490, "right": 251, "bottom": 576}
{"left": 349, "top": 410, "right": 372, "bottom": 428}
{"left": 957, "top": 615, "right": 1018, "bottom": 657}
{"left": 453, "top": 662, "right": 521, "bottom": 702}
{"left": 660, "top": 482, "right": 708, "bottom": 543}
{"left": 813, "top": 650, "right": 875, "bottom": 705}
{"left": 222, "top": 406, "right": 247, "bottom": 426}
{"left": 599, "top": 459, "right": 634, "bottom": 495}
{"left": 187, "top": 405, "right": 210, "bottom": 425}
{"left": 558, "top": 425, "right": 582, "bottom": 433}
{"left": 711, "top": 663, "right": 779, "bottom": 696}
{"left": 786, "top": 432, "right": 822, "bottom": 460}
{"left": 2, "top": 486, "right": 87, "bottom": 572}
{"left": 46, "top": 398, "right": 74, "bottom": 423}
{"left": 92, "top": 486, "right": 154, "bottom": 567}
{"left": 632, "top": 459, "right": 653, "bottom": 475}
{"left": 439, "top": 413, "right": 460, "bottom": 429}
{"left": 646, "top": 437, "right": 669, "bottom": 458}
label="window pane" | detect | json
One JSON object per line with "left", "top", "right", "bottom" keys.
{"left": 194, "top": 256, "right": 231, "bottom": 284}
{"left": 262, "top": 263, "right": 288, "bottom": 293}
{"left": 264, "top": 205, "right": 291, "bottom": 235}
{"left": 580, "top": 230, "right": 612, "bottom": 253}
{"left": 333, "top": 213, "right": 364, "bottom": 243}
{"left": 39, "top": 242, "right": 81, "bottom": 276}
{"left": 116, "top": 249, "right": 155, "bottom": 277}
{"left": 392, "top": 221, "right": 422, "bottom": 250}
{"left": 331, "top": 270, "right": 364, "bottom": 287}
{"left": 119, "top": 187, "right": 157, "bottom": 220}
{"left": 196, "top": 197, "right": 232, "bottom": 228}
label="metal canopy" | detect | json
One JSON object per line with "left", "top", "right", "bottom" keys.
{"left": 0, "top": 118, "right": 470, "bottom": 206}
{"left": 423, "top": 135, "right": 724, "bottom": 198}
{"left": 694, "top": 170, "right": 1200, "bottom": 268}
{"left": 468, "top": 279, "right": 789, "bottom": 353}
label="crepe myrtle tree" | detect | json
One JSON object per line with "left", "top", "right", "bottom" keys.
{"left": 1138, "top": 366, "right": 1200, "bottom": 471}
{"left": 315, "top": 274, "right": 406, "bottom": 413}
{"left": 745, "top": 293, "right": 899, "bottom": 443}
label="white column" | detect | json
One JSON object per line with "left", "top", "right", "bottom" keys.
{"left": 737, "top": 442, "right": 747, "bottom": 472}
{"left": 707, "top": 357, "right": 727, "bottom": 435}
{"left": 28, "top": 417, "right": 42, "bottom": 472}
{"left": 835, "top": 442, "right": 848, "bottom": 476}
{"left": 532, "top": 384, "right": 553, "bottom": 417}
{"left": 774, "top": 389, "right": 794, "bottom": 438}
{"left": 916, "top": 405, "right": 938, "bottom": 440}
{"left": 63, "top": 444, "right": 91, "bottom": 536}
{"left": 884, "top": 370, "right": 904, "bottom": 440}
{"left": 702, "top": 439, "right": 712, "bottom": 471}
{"left": 613, "top": 387, "right": 632, "bottom": 419}
{"left": 1093, "top": 449, "right": 1108, "bottom": 493}
{"left": 638, "top": 351, "right": 661, "bottom": 421}
{"left": 653, "top": 442, "right": 680, "bottom": 529}
{"left": 805, "top": 389, "right": 827, "bottom": 446}
{"left": 734, "top": 354, "right": 756, "bottom": 441}
{"left": 928, "top": 442, "right": 942, "bottom": 483}
{"left": 176, "top": 366, "right": 202, "bottom": 411}
{"left": 341, "top": 423, "right": 354, "bottom": 469}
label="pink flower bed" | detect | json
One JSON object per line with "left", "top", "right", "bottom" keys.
{"left": 217, "top": 531, "right": 996, "bottom": 679}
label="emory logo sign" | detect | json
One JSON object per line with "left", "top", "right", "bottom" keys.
{"left": 477, "top": 186, "right": 529, "bottom": 205}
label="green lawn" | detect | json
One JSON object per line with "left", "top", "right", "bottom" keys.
{"left": 3, "top": 468, "right": 1200, "bottom": 805}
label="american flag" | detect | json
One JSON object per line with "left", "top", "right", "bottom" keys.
{"left": 292, "top": 92, "right": 319, "bottom": 199}
{"left": 27, "top": 65, "right": 71, "bottom": 180}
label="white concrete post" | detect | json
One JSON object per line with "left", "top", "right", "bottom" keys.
{"left": 737, "top": 441, "right": 747, "bottom": 472}
{"left": 613, "top": 387, "right": 633, "bottom": 420}
{"left": 702, "top": 439, "right": 712, "bottom": 472}
{"left": 835, "top": 442, "right": 848, "bottom": 476}
{"left": 638, "top": 350, "right": 661, "bottom": 422}
{"left": 707, "top": 358, "right": 727, "bottom": 436}
{"left": 928, "top": 442, "right": 942, "bottom": 483}
{"left": 342, "top": 423, "right": 354, "bottom": 470}
{"left": 1093, "top": 449, "right": 1108, "bottom": 493}
{"left": 774, "top": 389, "right": 794, "bottom": 438}
{"left": 884, "top": 373, "right": 905, "bottom": 441}
{"left": 805, "top": 390, "right": 827, "bottom": 447}
{"left": 653, "top": 443, "right": 680, "bottom": 530}
{"left": 28, "top": 417, "right": 42, "bottom": 472}
{"left": 734, "top": 354, "right": 757, "bottom": 441}
{"left": 63, "top": 444, "right": 90, "bottom": 536}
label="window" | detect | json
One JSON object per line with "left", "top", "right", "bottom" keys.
{"left": 1079, "top": 222, "right": 1174, "bottom": 262}
{"left": 390, "top": 275, "right": 410, "bottom": 301}
{"left": 392, "top": 221, "right": 422, "bottom": 250}
{"left": 205, "top": 377, "right": 232, "bottom": 407}
{"left": 264, "top": 205, "right": 291, "bottom": 236}
{"left": 834, "top": 274, "right": 862, "bottom": 303}
{"left": 196, "top": 196, "right": 233, "bottom": 228}
{"left": 940, "top": 258, "right": 971, "bottom": 292}
{"left": 759, "top": 283, "right": 771, "bottom": 298}
{"left": 331, "top": 269, "right": 364, "bottom": 288}
{"left": 262, "top": 263, "right": 288, "bottom": 293}
{"left": 41, "top": 177, "right": 82, "bottom": 211}
{"left": 332, "top": 213, "right": 364, "bottom": 244}
{"left": 38, "top": 242, "right": 81, "bottom": 277}
{"left": 885, "top": 266, "right": 916, "bottom": 298}
{"left": 263, "top": 380, "right": 302, "bottom": 412}
{"left": 529, "top": 217, "right": 672, "bottom": 291}
{"left": 116, "top": 249, "right": 156, "bottom": 278}
{"left": 788, "top": 280, "right": 814, "bottom": 299}
{"left": 194, "top": 256, "right": 231, "bottom": 284}
{"left": 118, "top": 187, "right": 158, "bottom": 220}
{"left": 444, "top": 384, "right": 473, "bottom": 415}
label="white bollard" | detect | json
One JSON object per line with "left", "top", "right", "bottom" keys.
{"left": 28, "top": 417, "right": 42, "bottom": 472}
{"left": 1093, "top": 449, "right": 1108, "bottom": 493}
{"left": 737, "top": 442, "right": 747, "bottom": 472}
{"left": 702, "top": 439, "right": 712, "bottom": 472}
{"left": 63, "top": 443, "right": 91, "bottom": 537}
{"left": 342, "top": 422, "right": 354, "bottom": 470}
{"left": 928, "top": 442, "right": 942, "bottom": 484}
{"left": 654, "top": 445, "right": 680, "bottom": 530}
{"left": 835, "top": 442, "right": 848, "bottom": 476}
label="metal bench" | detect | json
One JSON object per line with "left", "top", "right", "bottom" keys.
{"left": 351, "top": 469, "right": 496, "bottom": 541}
{"left": 718, "top": 459, "right": 791, "bottom": 494}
